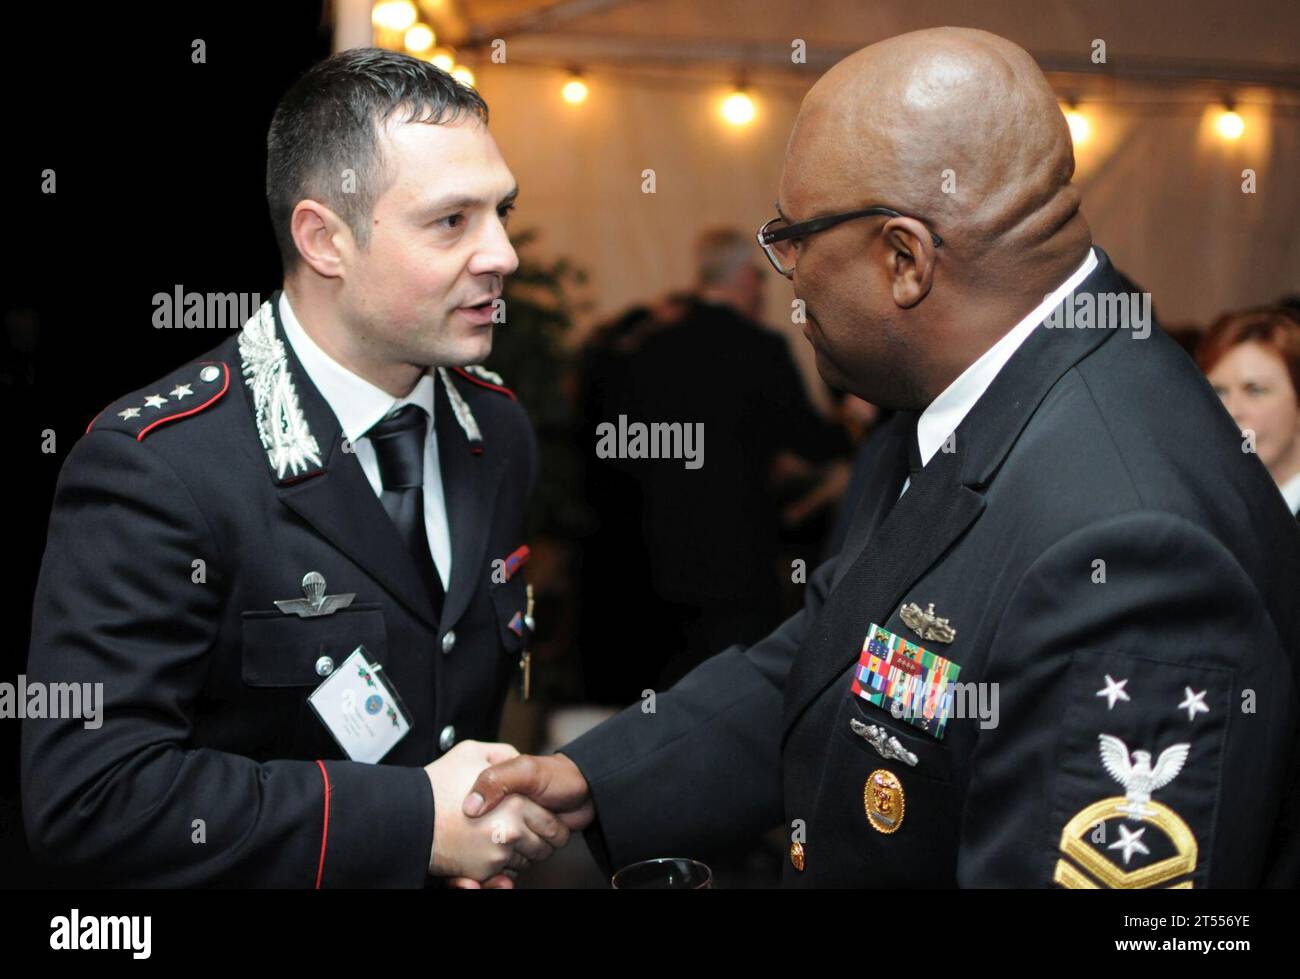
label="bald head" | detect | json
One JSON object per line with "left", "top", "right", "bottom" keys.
{"left": 777, "top": 28, "right": 1091, "bottom": 409}
{"left": 789, "top": 27, "right": 1084, "bottom": 277}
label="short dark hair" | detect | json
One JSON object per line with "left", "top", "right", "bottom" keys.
{"left": 266, "top": 47, "right": 489, "bottom": 272}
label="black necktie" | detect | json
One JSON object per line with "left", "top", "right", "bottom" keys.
{"left": 849, "top": 412, "right": 922, "bottom": 560}
{"left": 905, "top": 412, "right": 924, "bottom": 477}
{"left": 366, "top": 404, "right": 445, "bottom": 613}
{"left": 895, "top": 410, "right": 924, "bottom": 503}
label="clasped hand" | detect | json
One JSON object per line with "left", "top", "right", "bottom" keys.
{"left": 424, "top": 741, "right": 592, "bottom": 888}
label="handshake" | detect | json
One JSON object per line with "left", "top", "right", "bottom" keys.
{"left": 423, "top": 741, "right": 593, "bottom": 888}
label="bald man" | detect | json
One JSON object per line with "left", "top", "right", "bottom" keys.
{"left": 463, "top": 28, "right": 1300, "bottom": 888}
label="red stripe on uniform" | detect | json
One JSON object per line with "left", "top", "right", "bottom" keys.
{"left": 315, "top": 759, "right": 331, "bottom": 889}
{"left": 451, "top": 366, "right": 516, "bottom": 401}
{"left": 136, "top": 363, "right": 230, "bottom": 441}
{"left": 504, "top": 544, "right": 531, "bottom": 580}
{"left": 86, "top": 362, "right": 231, "bottom": 436}
{"left": 84, "top": 408, "right": 106, "bottom": 435}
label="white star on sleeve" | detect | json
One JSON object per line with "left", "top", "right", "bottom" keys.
{"left": 1108, "top": 824, "right": 1150, "bottom": 865}
{"left": 143, "top": 394, "right": 168, "bottom": 409}
{"left": 1095, "top": 674, "right": 1131, "bottom": 710}
{"left": 118, "top": 406, "right": 141, "bottom": 420}
{"left": 1178, "top": 687, "right": 1209, "bottom": 722}
{"left": 169, "top": 383, "right": 193, "bottom": 399}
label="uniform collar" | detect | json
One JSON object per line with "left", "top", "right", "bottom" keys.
{"left": 916, "top": 247, "right": 1098, "bottom": 467}
{"left": 277, "top": 291, "right": 436, "bottom": 444}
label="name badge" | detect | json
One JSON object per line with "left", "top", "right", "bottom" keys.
{"left": 308, "top": 647, "right": 411, "bottom": 763}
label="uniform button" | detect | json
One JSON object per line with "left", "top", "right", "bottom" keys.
{"left": 790, "top": 842, "right": 805, "bottom": 872}
{"left": 314, "top": 655, "right": 334, "bottom": 677}
{"left": 441, "top": 630, "right": 456, "bottom": 654}
{"left": 439, "top": 725, "right": 456, "bottom": 752}
{"left": 199, "top": 365, "right": 220, "bottom": 383}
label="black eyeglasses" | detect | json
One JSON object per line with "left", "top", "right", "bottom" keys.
{"left": 756, "top": 204, "right": 943, "bottom": 277}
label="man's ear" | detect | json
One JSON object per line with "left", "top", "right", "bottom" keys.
{"left": 290, "top": 199, "right": 351, "bottom": 279}
{"left": 882, "top": 217, "right": 937, "bottom": 309}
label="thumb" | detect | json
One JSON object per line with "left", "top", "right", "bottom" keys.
{"left": 463, "top": 755, "right": 543, "bottom": 817}
{"left": 483, "top": 742, "right": 521, "bottom": 766}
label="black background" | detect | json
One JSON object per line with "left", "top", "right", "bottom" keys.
{"left": 3, "top": 0, "right": 332, "bottom": 888}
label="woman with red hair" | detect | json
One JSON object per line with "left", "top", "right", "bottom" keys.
{"left": 1197, "top": 306, "right": 1300, "bottom": 518}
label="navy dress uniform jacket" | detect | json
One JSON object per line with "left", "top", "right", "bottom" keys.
{"left": 22, "top": 294, "right": 536, "bottom": 887}
{"left": 561, "top": 248, "right": 1300, "bottom": 888}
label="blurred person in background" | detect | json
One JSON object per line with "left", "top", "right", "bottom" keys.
{"left": 576, "top": 229, "right": 849, "bottom": 703}
{"left": 1198, "top": 305, "right": 1300, "bottom": 518}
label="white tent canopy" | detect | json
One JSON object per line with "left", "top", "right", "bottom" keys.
{"left": 459, "top": 0, "right": 1300, "bottom": 79}
{"left": 357, "top": 1, "right": 1300, "bottom": 348}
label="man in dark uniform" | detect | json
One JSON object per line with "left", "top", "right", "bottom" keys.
{"left": 579, "top": 233, "right": 848, "bottom": 702}
{"left": 21, "top": 49, "right": 581, "bottom": 887}
{"left": 462, "top": 28, "right": 1300, "bottom": 888}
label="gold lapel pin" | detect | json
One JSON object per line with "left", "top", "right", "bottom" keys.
{"left": 864, "top": 769, "right": 906, "bottom": 834}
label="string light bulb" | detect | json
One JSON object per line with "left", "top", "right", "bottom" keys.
{"left": 721, "top": 88, "right": 756, "bottom": 127}
{"left": 1215, "top": 107, "right": 1245, "bottom": 140}
{"left": 450, "top": 64, "right": 476, "bottom": 89}
{"left": 428, "top": 47, "right": 455, "bottom": 72}
{"left": 1062, "top": 102, "right": 1090, "bottom": 146}
{"left": 404, "top": 23, "right": 435, "bottom": 54}
{"left": 562, "top": 73, "right": 589, "bottom": 105}
{"left": 372, "top": 1, "right": 417, "bottom": 32}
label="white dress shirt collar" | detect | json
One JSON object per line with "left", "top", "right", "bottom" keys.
{"left": 1280, "top": 471, "right": 1300, "bottom": 516}
{"left": 277, "top": 291, "right": 435, "bottom": 441}
{"left": 915, "top": 247, "right": 1098, "bottom": 468}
